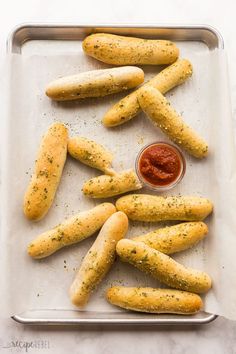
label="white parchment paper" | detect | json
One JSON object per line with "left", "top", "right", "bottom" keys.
{"left": 1, "top": 40, "right": 236, "bottom": 320}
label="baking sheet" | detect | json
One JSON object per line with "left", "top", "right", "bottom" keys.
{"left": 1, "top": 38, "right": 236, "bottom": 321}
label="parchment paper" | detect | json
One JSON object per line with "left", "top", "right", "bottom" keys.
{"left": 1, "top": 40, "right": 236, "bottom": 320}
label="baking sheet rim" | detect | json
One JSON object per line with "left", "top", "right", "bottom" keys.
{"left": 5, "top": 22, "right": 223, "bottom": 326}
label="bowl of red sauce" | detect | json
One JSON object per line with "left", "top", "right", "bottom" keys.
{"left": 135, "top": 142, "right": 186, "bottom": 191}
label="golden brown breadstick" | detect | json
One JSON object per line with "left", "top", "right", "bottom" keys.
{"left": 45, "top": 66, "right": 144, "bottom": 101}
{"left": 116, "top": 239, "right": 212, "bottom": 293}
{"left": 106, "top": 287, "right": 203, "bottom": 315}
{"left": 82, "top": 33, "right": 179, "bottom": 65}
{"left": 116, "top": 194, "right": 213, "bottom": 222}
{"left": 132, "top": 222, "right": 208, "bottom": 254}
{"left": 83, "top": 170, "right": 142, "bottom": 199}
{"left": 27, "top": 203, "right": 116, "bottom": 259}
{"left": 138, "top": 86, "right": 208, "bottom": 158}
{"left": 70, "top": 211, "right": 128, "bottom": 307}
{"left": 102, "top": 59, "right": 192, "bottom": 127}
{"left": 23, "top": 123, "right": 68, "bottom": 221}
{"left": 68, "top": 136, "right": 115, "bottom": 175}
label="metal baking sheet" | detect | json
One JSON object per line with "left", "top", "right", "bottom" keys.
{"left": 4, "top": 23, "right": 223, "bottom": 326}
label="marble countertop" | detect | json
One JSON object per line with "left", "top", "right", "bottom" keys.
{"left": 1, "top": 0, "right": 236, "bottom": 353}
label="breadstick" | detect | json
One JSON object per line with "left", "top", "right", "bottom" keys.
{"left": 28, "top": 203, "right": 116, "bottom": 259}
{"left": 23, "top": 123, "right": 68, "bottom": 221}
{"left": 138, "top": 86, "right": 208, "bottom": 158}
{"left": 68, "top": 136, "right": 115, "bottom": 175}
{"left": 46, "top": 66, "right": 144, "bottom": 101}
{"left": 83, "top": 170, "right": 142, "bottom": 199}
{"left": 106, "top": 286, "right": 203, "bottom": 315}
{"left": 116, "top": 194, "right": 213, "bottom": 222}
{"left": 70, "top": 212, "right": 128, "bottom": 307}
{"left": 116, "top": 239, "right": 212, "bottom": 293}
{"left": 132, "top": 222, "right": 208, "bottom": 254}
{"left": 82, "top": 33, "right": 179, "bottom": 65}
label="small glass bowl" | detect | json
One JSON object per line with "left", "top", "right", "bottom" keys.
{"left": 135, "top": 141, "right": 186, "bottom": 192}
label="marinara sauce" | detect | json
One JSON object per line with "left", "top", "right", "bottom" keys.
{"left": 136, "top": 142, "right": 185, "bottom": 190}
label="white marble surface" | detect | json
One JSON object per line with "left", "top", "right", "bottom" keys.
{"left": 1, "top": 0, "right": 236, "bottom": 353}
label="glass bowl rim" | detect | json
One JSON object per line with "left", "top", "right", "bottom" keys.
{"left": 135, "top": 141, "right": 186, "bottom": 192}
